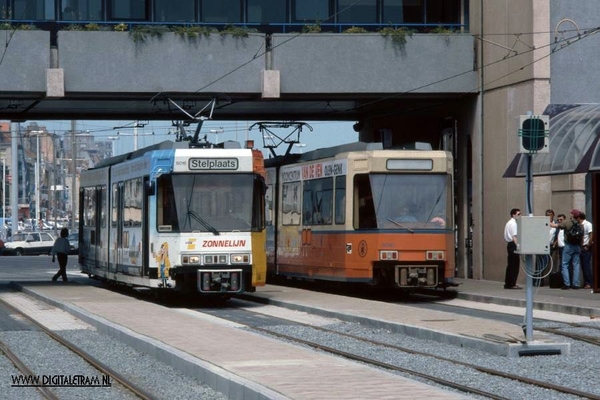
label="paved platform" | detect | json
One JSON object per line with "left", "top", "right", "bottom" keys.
{"left": 6, "top": 277, "right": 599, "bottom": 398}
{"left": 9, "top": 281, "right": 466, "bottom": 400}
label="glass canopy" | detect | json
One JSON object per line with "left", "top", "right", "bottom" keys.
{"left": 504, "top": 104, "right": 600, "bottom": 177}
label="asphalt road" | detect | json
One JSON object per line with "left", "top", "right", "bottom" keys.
{"left": 0, "top": 254, "right": 83, "bottom": 283}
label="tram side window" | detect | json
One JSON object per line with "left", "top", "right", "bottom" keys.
{"left": 335, "top": 176, "right": 346, "bottom": 225}
{"left": 100, "top": 186, "right": 107, "bottom": 228}
{"left": 111, "top": 183, "right": 118, "bottom": 227}
{"left": 157, "top": 176, "right": 179, "bottom": 231}
{"left": 354, "top": 174, "right": 376, "bottom": 229}
{"left": 123, "top": 178, "right": 142, "bottom": 227}
{"left": 83, "top": 188, "right": 96, "bottom": 227}
{"left": 281, "top": 181, "right": 301, "bottom": 225}
{"left": 303, "top": 177, "right": 333, "bottom": 225}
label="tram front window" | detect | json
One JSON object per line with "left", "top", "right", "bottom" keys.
{"left": 355, "top": 174, "right": 451, "bottom": 230}
{"left": 157, "top": 174, "right": 257, "bottom": 232}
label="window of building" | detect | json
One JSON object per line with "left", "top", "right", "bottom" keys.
{"left": 14, "top": 0, "right": 54, "bottom": 20}
{"left": 61, "top": 0, "right": 102, "bottom": 21}
{"left": 294, "top": 0, "right": 330, "bottom": 22}
{"left": 109, "top": 0, "right": 147, "bottom": 20}
{"left": 154, "top": 0, "right": 195, "bottom": 22}
{"left": 337, "top": 0, "right": 376, "bottom": 24}
{"left": 426, "top": 0, "right": 460, "bottom": 24}
{"left": 383, "top": 0, "right": 404, "bottom": 24}
{"left": 247, "top": 0, "right": 286, "bottom": 23}
{"left": 201, "top": 0, "right": 242, "bottom": 23}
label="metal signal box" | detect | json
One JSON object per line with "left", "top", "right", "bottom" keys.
{"left": 515, "top": 216, "right": 551, "bottom": 254}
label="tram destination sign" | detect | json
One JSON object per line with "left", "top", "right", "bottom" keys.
{"left": 189, "top": 158, "right": 239, "bottom": 170}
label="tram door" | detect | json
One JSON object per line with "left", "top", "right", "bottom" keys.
{"left": 108, "top": 182, "right": 124, "bottom": 274}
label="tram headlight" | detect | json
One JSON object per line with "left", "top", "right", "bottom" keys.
{"left": 182, "top": 255, "right": 201, "bottom": 265}
{"left": 231, "top": 253, "right": 250, "bottom": 264}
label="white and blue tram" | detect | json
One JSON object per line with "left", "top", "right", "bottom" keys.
{"left": 78, "top": 140, "right": 267, "bottom": 295}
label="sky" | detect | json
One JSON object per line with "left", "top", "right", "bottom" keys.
{"left": 28, "top": 119, "right": 358, "bottom": 158}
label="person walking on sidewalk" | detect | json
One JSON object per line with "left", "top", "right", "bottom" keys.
{"left": 579, "top": 212, "right": 594, "bottom": 289}
{"left": 51, "top": 228, "right": 71, "bottom": 282}
{"left": 550, "top": 209, "right": 582, "bottom": 290}
{"left": 504, "top": 208, "right": 521, "bottom": 289}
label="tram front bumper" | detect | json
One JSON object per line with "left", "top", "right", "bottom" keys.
{"left": 197, "top": 269, "right": 244, "bottom": 293}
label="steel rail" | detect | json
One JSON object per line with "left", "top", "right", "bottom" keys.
{"left": 0, "top": 295, "right": 157, "bottom": 400}
{"left": 229, "top": 298, "right": 600, "bottom": 400}
{"left": 0, "top": 339, "right": 60, "bottom": 400}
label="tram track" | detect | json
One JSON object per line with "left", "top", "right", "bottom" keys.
{"left": 0, "top": 294, "right": 156, "bottom": 400}
{"left": 199, "top": 299, "right": 600, "bottom": 400}
{"left": 535, "top": 322, "right": 600, "bottom": 347}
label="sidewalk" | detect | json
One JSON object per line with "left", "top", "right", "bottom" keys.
{"left": 452, "top": 278, "right": 600, "bottom": 317}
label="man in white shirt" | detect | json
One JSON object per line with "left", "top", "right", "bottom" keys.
{"left": 579, "top": 212, "right": 594, "bottom": 289}
{"left": 504, "top": 208, "right": 521, "bottom": 289}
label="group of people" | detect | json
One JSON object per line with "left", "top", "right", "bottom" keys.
{"left": 548, "top": 209, "right": 594, "bottom": 290}
{"left": 503, "top": 208, "right": 594, "bottom": 290}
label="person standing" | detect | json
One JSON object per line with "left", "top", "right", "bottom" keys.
{"left": 51, "top": 228, "right": 71, "bottom": 282}
{"left": 550, "top": 209, "right": 582, "bottom": 289}
{"left": 579, "top": 212, "right": 594, "bottom": 289}
{"left": 504, "top": 208, "right": 521, "bottom": 289}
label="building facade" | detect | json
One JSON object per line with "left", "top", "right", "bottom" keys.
{"left": 0, "top": 0, "right": 596, "bottom": 284}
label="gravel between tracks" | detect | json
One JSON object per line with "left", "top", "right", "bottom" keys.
{"left": 1, "top": 329, "right": 228, "bottom": 400}
{"left": 256, "top": 320, "right": 600, "bottom": 400}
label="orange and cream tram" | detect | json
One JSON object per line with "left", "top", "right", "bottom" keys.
{"left": 265, "top": 142, "right": 455, "bottom": 289}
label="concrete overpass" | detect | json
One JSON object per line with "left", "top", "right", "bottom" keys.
{"left": 0, "top": 30, "right": 477, "bottom": 124}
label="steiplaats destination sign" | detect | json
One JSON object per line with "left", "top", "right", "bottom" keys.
{"left": 189, "top": 158, "right": 239, "bottom": 170}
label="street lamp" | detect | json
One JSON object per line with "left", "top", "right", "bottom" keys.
{"left": 31, "top": 130, "right": 45, "bottom": 225}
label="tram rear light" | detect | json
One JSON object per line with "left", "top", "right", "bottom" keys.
{"left": 426, "top": 251, "right": 445, "bottom": 260}
{"left": 379, "top": 250, "right": 398, "bottom": 260}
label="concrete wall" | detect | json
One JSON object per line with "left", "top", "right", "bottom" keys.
{"left": 57, "top": 32, "right": 266, "bottom": 93}
{"left": 0, "top": 30, "right": 50, "bottom": 92}
{"left": 550, "top": 0, "right": 600, "bottom": 104}
{"left": 271, "top": 33, "right": 477, "bottom": 93}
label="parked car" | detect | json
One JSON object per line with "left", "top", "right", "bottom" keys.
{"left": 4, "top": 232, "right": 55, "bottom": 256}
{"left": 67, "top": 232, "right": 79, "bottom": 255}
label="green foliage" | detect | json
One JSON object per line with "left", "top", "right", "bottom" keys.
{"left": 219, "top": 24, "right": 256, "bottom": 38}
{"left": 429, "top": 26, "right": 454, "bottom": 34}
{"left": 113, "top": 23, "right": 128, "bottom": 32}
{"left": 302, "top": 24, "right": 321, "bottom": 33}
{"left": 379, "top": 26, "right": 413, "bottom": 47}
{"left": 17, "top": 24, "right": 35, "bottom": 30}
{"left": 64, "top": 24, "right": 84, "bottom": 31}
{"left": 171, "top": 25, "right": 215, "bottom": 39}
{"left": 343, "top": 26, "right": 368, "bottom": 34}
{"left": 84, "top": 23, "right": 101, "bottom": 31}
{"left": 129, "top": 25, "right": 169, "bottom": 42}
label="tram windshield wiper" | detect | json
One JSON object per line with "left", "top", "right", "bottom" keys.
{"left": 387, "top": 217, "right": 414, "bottom": 233}
{"left": 187, "top": 210, "right": 220, "bottom": 236}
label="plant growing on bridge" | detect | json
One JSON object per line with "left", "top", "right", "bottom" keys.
{"left": 302, "top": 23, "right": 321, "bottom": 33}
{"left": 379, "top": 26, "right": 413, "bottom": 48}
{"left": 219, "top": 24, "right": 256, "bottom": 38}
{"left": 130, "top": 25, "right": 170, "bottom": 42}
{"left": 113, "top": 23, "right": 128, "bottom": 32}
{"left": 171, "top": 25, "right": 215, "bottom": 38}
{"left": 343, "top": 26, "right": 368, "bottom": 34}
